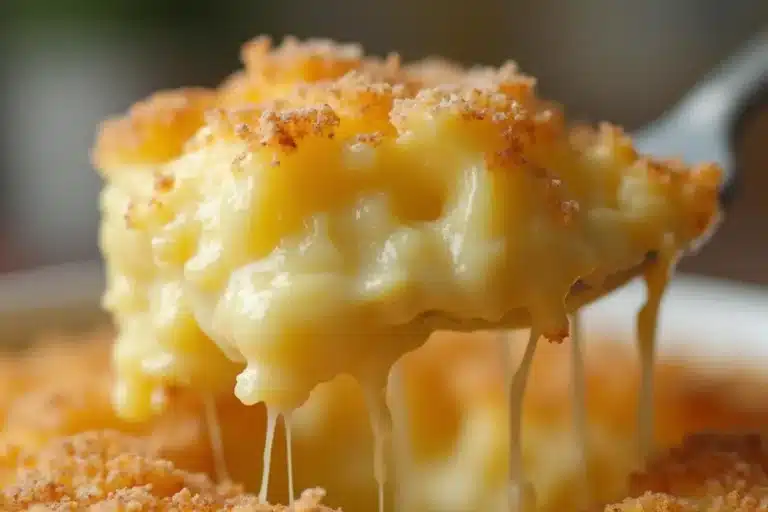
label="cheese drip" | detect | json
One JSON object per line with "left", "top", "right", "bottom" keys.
{"left": 259, "top": 407, "right": 279, "bottom": 503}
{"left": 202, "top": 392, "right": 230, "bottom": 483}
{"left": 507, "top": 329, "right": 539, "bottom": 512}
{"left": 569, "top": 314, "right": 590, "bottom": 508}
{"left": 636, "top": 257, "right": 672, "bottom": 463}
{"left": 387, "top": 364, "right": 413, "bottom": 512}
{"left": 363, "top": 382, "right": 390, "bottom": 512}
{"left": 285, "top": 414, "right": 295, "bottom": 505}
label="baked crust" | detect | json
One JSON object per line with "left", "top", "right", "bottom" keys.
{"left": 608, "top": 434, "right": 768, "bottom": 512}
{"left": 3, "top": 332, "right": 768, "bottom": 511}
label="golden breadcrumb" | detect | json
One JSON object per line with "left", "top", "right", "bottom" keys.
{"left": 5, "top": 331, "right": 768, "bottom": 512}
{"left": 93, "top": 88, "right": 216, "bottom": 171}
{"left": 0, "top": 430, "right": 335, "bottom": 511}
{"left": 0, "top": 334, "right": 376, "bottom": 510}
{"left": 93, "top": 35, "right": 720, "bottom": 228}
{"left": 240, "top": 36, "right": 366, "bottom": 81}
{"left": 7, "top": 430, "right": 767, "bottom": 512}
{"left": 607, "top": 434, "right": 768, "bottom": 512}
{"left": 0, "top": 332, "right": 263, "bottom": 482}
{"left": 219, "top": 36, "right": 405, "bottom": 106}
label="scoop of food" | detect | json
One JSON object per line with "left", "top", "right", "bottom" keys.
{"left": 92, "top": 36, "right": 724, "bottom": 512}
{"left": 94, "top": 37, "right": 721, "bottom": 417}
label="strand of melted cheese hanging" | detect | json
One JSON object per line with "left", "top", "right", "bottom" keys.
{"left": 507, "top": 329, "right": 539, "bottom": 512}
{"left": 569, "top": 314, "right": 590, "bottom": 508}
{"left": 202, "top": 392, "right": 230, "bottom": 483}
{"left": 259, "top": 407, "right": 279, "bottom": 503}
{"left": 363, "top": 382, "right": 389, "bottom": 512}
{"left": 256, "top": 409, "right": 296, "bottom": 506}
{"left": 498, "top": 332, "right": 514, "bottom": 512}
{"left": 636, "top": 257, "right": 672, "bottom": 463}
{"left": 285, "top": 414, "right": 295, "bottom": 505}
{"left": 387, "top": 363, "right": 414, "bottom": 512}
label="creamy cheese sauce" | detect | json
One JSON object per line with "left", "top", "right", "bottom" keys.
{"left": 208, "top": 274, "right": 668, "bottom": 512}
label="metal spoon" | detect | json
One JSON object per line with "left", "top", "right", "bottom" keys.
{"left": 633, "top": 29, "right": 767, "bottom": 208}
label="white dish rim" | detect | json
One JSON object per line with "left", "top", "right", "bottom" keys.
{"left": 1, "top": 261, "right": 766, "bottom": 364}
{"left": 580, "top": 274, "right": 768, "bottom": 366}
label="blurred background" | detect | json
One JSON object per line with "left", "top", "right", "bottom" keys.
{"left": 0, "top": 0, "right": 766, "bottom": 282}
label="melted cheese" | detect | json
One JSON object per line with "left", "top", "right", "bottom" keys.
{"left": 363, "top": 382, "right": 389, "bottom": 512}
{"left": 285, "top": 414, "right": 295, "bottom": 504}
{"left": 202, "top": 392, "right": 230, "bottom": 483}
{"left": 569, "top": 313, "right": 590, "bottom": 508}
{"left": 636, "top": 256, "right": 673, "bottom": 462}
{"left": 509, "top": 330, "right": 539, "bottom": 511}
{"left": 93, "top": 37, "right": 722, "bottom": 512}
{"left": 387, "top": 364, "right": 415, "bottom": 511}
{"left": 98, "top": 77, "right": 720, "bottom": 423}
{"left": 259, "top": 407, "right": 278, "bottom": 503}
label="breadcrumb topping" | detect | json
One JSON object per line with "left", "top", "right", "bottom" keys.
{"left": 94, "top": 36, "right": 720, "bottom": 235}
{"left": 632, "top": 434, "right": 768, "bottom": 496}
{"left": 607, "top": 434, "right": 768, "bottom": 512}
{"left": 240, "top": 35, "right": 366, "bottom": 83}
{"left": 0, "top": 336, "right": 264, "bottom": 488}
{"left": 93, "top": 89, "right": 216, "bottom": 170}
{"left": 0, "top": 431, "right": 336, "bottom": 511}
{"left": 6, "top": 334, "right": 768, "bottom": 511}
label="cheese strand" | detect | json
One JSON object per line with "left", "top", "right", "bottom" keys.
{"left": 202, "top": 392, "right": 230, "bottom": 483}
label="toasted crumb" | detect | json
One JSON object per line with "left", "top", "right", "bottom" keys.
{"left": 0, "top": 334, "right": 266, "bottom": 486}
{"left": 607, "top": 434, "right": 768, "bottom": 512}
{"left": 94, "top": 36, "right": 719, "bottom": 241}
{"left": 7, "top": 331, "right": 768, "bottom": 511}
{"left": 93, "top": 88, "right": 216, "bottom": 171}
{"left": 0, "top": 335, "right": 380, "bottom": 510}
{"left": 240, "top": 36, "right": 364, "bottom": 81}
{"left": 0, "top": 430, "right": 337, "bottom": 511}
{"left": 632, "top": 433, "right": 768, "bottom": 497}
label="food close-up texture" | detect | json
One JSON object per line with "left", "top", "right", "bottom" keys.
{"left": 0, "top": 34, "right": 748, "bottom": 512}
{"left": 2, "top": 329, "right": 768, "bottom": 511}
{"left": 92, "top": 36, "right": 720, "bottom": 422}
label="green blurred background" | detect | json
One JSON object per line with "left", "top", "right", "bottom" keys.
{"left": 0, "top": 0, "right": 766, "bottom": 282}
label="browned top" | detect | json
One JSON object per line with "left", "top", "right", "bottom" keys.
{"left": 0, "top": 430, "right": 336, "bottom": 511}
{"left": 93, "top": 88, "right": 216, "bottom": 170}
{"left": 607, "top": 434, "right": 768, "bottom": 512}
{"left": 93, "top": 36, "right": 720, "bottom": 206}
{"left": 5, "top": 332, "right": 768, "bottom": 510}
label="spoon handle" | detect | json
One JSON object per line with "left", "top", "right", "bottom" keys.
{"left": 633, "top": 30, "right": 767, "bottom": 209}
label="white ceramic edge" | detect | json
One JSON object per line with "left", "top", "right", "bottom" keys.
{"left": 1, "top": 262, "right": 766, "bottom": 366}
{"left": 580, "top": 274, "right": 768, "bottom": 366}
{"left": 0, "top": 260, "right": 104, "bottom": 312}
